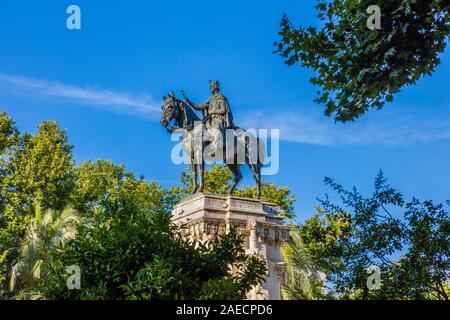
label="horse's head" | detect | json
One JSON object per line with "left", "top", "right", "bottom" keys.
{"left": 160, "top": 96, "right": 180, "bottom": 129}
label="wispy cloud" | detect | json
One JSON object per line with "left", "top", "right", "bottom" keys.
{"left": 2, "top": 73, "right": 450, "bottom": 146}
{"left": 237, "top": 108, "right": 450, "bottom": 146}
{"left": 0, "top": 73, "right": 160, "bottom": 118}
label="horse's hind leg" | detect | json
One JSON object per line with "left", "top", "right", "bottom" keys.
{"left": 197, "top": 161, "right": 205, "bottom": 193}
{"left": 191, "top": 162, "right": 198, "bottom": 194}
{"left": 227, "top": 163, "right": 242, "bottom": 196}
{"left": 248, "top": 162, "right": 262, "bottom": 199}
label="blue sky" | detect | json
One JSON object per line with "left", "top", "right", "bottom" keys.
{"left": 1, "top": 0, "right": 449, "bottom": 222}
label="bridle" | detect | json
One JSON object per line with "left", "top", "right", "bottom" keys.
{"left": 162, "top": 99, "right": 194, "bottom": 132}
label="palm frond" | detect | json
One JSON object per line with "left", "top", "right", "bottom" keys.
{"left": 9, "top": 206, "right": 82, "bottom": 295}
{"left": 281, "top": 228, "right": 320, "bottom": 300}
{"left": 9, "top": 261, "right": 23, "bottom": 292}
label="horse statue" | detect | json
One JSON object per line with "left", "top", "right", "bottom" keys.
{"left": 160, "top": 93, "right": 265, "bottom": 199}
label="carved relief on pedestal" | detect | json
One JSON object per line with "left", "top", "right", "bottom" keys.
{"left": 247, "top": 283, "right": 269, "bottom": 300}
{"left": 247, "top": 219, "right": 258, "bottom": 254}
{"left": 230, "top": 198, "right": 260, "bottom": 211}
{"left": 205, "top": 197, "right": 226, "bottom": 209}
{"left": 275, "top": 262, "right": 288, "bottom": 287}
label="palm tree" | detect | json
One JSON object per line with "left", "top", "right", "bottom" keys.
{"left": 9, "top": 206, "right": 81, "bottom": 298}
{"left": 281, "top": 228, "right": 321, "bottom": 300}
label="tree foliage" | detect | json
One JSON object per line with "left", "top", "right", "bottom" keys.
{"left": 0, "top": 118, "right": 75, "bottom": 297}
{"left": 281, "top": 226, "right": 322, "bottom": 300}
{"left": 9, "top": 206, "right": 81, "bottom": 299}
{"left": 300, "top": 171, "right": 449, "bottom": 299}
{"left": 2, "top": 120, "right": 75, "bottom": 234}
{"left": 37, "top": 200, "right": 266, "bottom": 300}
{"left": 276, "top": 0, "right": 450, "bottom": 121}
{"left": 0, "top": 113, "right": 20, "bottom": 291}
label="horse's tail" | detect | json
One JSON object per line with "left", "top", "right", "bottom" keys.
{"left": 256, "top": 136, "right": 266, "bottom": 168}
{"left": 241, "top": 130, "right": 265, "bottom": 171}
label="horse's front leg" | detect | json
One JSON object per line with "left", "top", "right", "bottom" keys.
{"left": 227, "top": 163, "right": 242, "bottom": 197}
{"left": 191, "top": 162, "right": 198, "bottom": 194}
{"left": 197, "top": 161, "right": 205, "bottom": 193}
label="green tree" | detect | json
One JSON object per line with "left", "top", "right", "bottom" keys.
{"left": 299, "top": 206, "right": 351, "bottom": 298}
{"left": 0, "top": 118, "right": 76, "bottom": 297}
{"left": 0, "top": 112, "right": 20, "bottom": 293}
{"left": 71, "top": 160, "right": 176, "bottom": 217}
{"left": 37, "top": 191, "right": 266, "bottom": 300}
{"left": 9, "top": 206, "right": 81, "bottom": 299}
{"left": 121, "top": 227, "right": 266, "bottom": 300}
{"left": 3, "top": 120, "right": 75, "bottom": 234}
{"left": 0, "top": 112, "right": 20, "bottom": 190}
{"left": 281, "top": 226, "right": 322, "bottom": 300}
{"left": 301, "top": 171, "right": 449, "bottom": 299}
{"left": 276, "top": 0, "right": 450, "bottom": 121}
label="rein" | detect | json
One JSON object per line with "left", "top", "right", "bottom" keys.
{"left": 165, "top": 122, "right": 195, "bottom": 132}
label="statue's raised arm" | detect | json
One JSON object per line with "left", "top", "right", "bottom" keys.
{"left": 181, "top": 91, "right": 209, "bottom": 111}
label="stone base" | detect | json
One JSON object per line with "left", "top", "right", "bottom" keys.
{"left": 171, "top": 193, "right": 290, "bottom": 300}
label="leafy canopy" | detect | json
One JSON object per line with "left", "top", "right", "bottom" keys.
{"left": 9, "top": 206, "right": 82, "bottom": 299}
{"left": 276, "top": 0, "right": 450, "bottom": 121}
{"left": 299, "top": 171, "right": 449, "bottom": 299}
{"left": 281, "top": 226, "right": 322, "bottom": 300}
{"left": 0, "top": 117, "right": 75, "bottom": 296}
{"left": 38, "top": 197, "right": 266, "bottom": 300}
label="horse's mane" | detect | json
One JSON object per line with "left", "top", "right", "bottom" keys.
{"left": 180, "top": 101, "right": 200, "bottom": 125}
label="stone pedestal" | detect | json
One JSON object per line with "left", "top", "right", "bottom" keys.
{"left": 171, "top": 193, "right": 290, "bottom": 300}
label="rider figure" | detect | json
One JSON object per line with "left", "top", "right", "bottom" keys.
{"left": 168, "top": 90, "right": 183, "bottom": 109}
{"left": 183, "top": 81, "right": 234, "bottom": 157}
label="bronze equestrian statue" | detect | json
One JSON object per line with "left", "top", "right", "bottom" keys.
{"left": 160, "top": 81, "right": 265, "bottom": 199}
